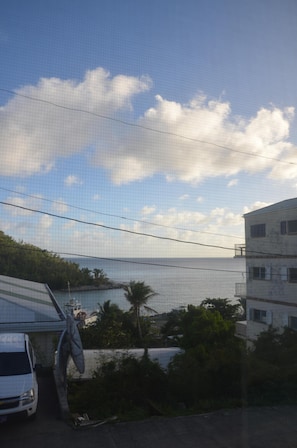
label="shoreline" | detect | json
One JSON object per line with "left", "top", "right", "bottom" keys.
{"left": 58, "top": 281, "right": 125, "bottom": 293}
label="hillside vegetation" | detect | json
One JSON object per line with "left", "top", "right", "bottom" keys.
{"left": 0, "top": 230, "right": 98, "bottom": 290}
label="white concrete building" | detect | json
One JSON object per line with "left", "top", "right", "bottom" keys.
{"left": 235, "top": 198, "right": 297, "bottom": 343}
{"left": 0, "top": 275, "right": 66, "bottom": 366}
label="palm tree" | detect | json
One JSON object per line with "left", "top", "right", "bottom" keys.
{"left": 93, "top": 268, "right": 109, "bottom": 285}
{"left": 123, "top": 281, "right": 157, "bottom": 340}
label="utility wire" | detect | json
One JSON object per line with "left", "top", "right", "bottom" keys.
{"left": 0, "top": 87, "right": 296, "bottom": 167}
{"left": 0, "top": 243, "right": 245, "bottom": 275}
{"left": 0, "top": 200, "right": 235, "bottom": 252}
{"left": 0, "top": 200, "right": 294, "bottom": 258}
{"left": 0, "top": 186, "right": 243, "bottom": 240}
{"left": 0, "top": 242, "right": 293, "bottom": 281}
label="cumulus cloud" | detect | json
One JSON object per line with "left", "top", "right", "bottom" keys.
{"left": 1, "top": 69, "right": 296, "bottom": 185}
{"left": 0, "top": 68, "right": 151, "bottom": 176}
{"left": 179, "top": 194, "right": 189, "bottom": 200}
{"left": 96, "top": 95, "right": 296, "bottom": 184}
{"left": 3, "top": 195, "right": 43, "bottom": 216}
{"left": 64, "top": 175, "right": 83, "bottom": 187}
{"left": 141, "top": 206, "right": 156, "bottom": 215}
{"left": 52, "top": 199, "right": 68, "bottom": 213}
{"left": 39, "top": 214, "right": 53, "bottom": 229}
{"left": 242, "top": 201, "right": 271, "bottom": 215}
{"left": 227, "top": 179, "right": 238, "bottom": 187}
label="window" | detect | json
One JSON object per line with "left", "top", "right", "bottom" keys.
{"left": 288, "top": 268, "right": 297, "bottom": 283}
{"left": 249, "top": 266, "right": 271, "bottom": 280}
{"left": 280, "top": 220, "right": 297, "bottom": 235}
{"left": 252, "top": 267, "right": 265, "bottom": 279}
{"left": 0, "top": 352, "right": 31, "bottom": 376}
{"left": 251, "top": 223, "right": 266, "bottom": 238}
{"left": 289, "top": 316, "right": 297, "bottom": 331}
{"left": 250, "top": 308, "right": 267, "bottom": 323}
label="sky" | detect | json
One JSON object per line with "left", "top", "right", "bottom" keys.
{"left": 1, "top": 0, "right": 297, "bottom": 259}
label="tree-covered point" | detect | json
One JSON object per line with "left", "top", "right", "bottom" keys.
{"left": 0, "top": 230, "right": 108, "bottom": 290}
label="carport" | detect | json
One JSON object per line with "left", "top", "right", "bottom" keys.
{"left": 0, "top": 274, "right": 66, "bottom": 367}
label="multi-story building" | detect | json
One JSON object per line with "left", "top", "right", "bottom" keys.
{"left": 235, "top": 198, "right": 297, "bottom": 343}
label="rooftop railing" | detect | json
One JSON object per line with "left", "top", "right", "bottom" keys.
{"left": 234, "top": 244, "right": 246, "bottom": 257}
{"left": 235, "top": 282, "right": 246, "bottom": 298}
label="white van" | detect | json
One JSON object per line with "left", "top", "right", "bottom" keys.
{"left": 0, "top": 333, "right": 38, "bottom": 423}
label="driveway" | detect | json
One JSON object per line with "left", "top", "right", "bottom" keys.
{"left": 1, "top": 371, "right": 297, "bottom": 447}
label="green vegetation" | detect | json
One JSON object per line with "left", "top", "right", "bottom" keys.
{"left": 123, "top": 281, "right": 157, "bottom": 342}
{"left": 1, "top": 232, "right": 292, "bottom": 420}
{"left": 0, "top": 230, "right": 109, "bottom": 290}
{"left": 68, "top": 353, "right": 169, "bottom": 421}
{"left": 246, "top": 327, "right": 297, "bottom": 405}
{"left": 71, "top": 295, "right": 297, "bottom": 421}
{"left": 70, "top": 298, "right": 246, "bottom": 420}
{"left": 80, "top": 281, "right": 160, "bottom": 349}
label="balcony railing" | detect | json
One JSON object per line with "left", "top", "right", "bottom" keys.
{"left": 234, "top": 244, "right": 246, "bottom": 257}
{"left": 235, "top": 282, "right": 246, "bottom": 297}
{"left": 235, "top": 320, "right": 247, "bottom": 339}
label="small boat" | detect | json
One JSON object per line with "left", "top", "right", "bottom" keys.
{"left": 64, "top": 282, "right": 96, "bottom": 326}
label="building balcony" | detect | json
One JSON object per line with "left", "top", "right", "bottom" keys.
{"left": 234, "top": 244, "right": 246, "bottom": 257}
{"left": 235, "top": 320, "right": 247, "bottom": 339}
{"left": 235, "top": 282, "right": 246, "bottom": 298}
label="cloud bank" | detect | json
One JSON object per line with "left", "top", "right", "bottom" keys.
{"left": 0, "top": 68, "right": 151, "bottom": 176}
{"left": 1, "top": 68, "right": 296, "bottom": 184}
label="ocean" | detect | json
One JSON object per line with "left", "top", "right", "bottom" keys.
{"left": 54, "top": 257, "right": 246, "bottom": 315}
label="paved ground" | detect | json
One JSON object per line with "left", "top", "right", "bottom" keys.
{"left": 1, "top": 373, "right": 297, "bottom": 447}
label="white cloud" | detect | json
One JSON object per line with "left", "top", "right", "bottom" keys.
{"left": 39, "top": 214, "right": 53, "bottom": 229}
{"left": 196, "top": 196, "right": 204, "bottom": 203}
{"left": 3, "top": 195, "right": 43, "bottom": 216}
{"left": 179, "top": 194, "right": 189, "bottom": 200}
{"left": 141, "top": 206, "right": 156, "bottom": 215}
{"left": 97, "top": 95, "right": 296, "bottom": 184}
{"left": 64, "top": 175, "right": 83, "bottom": 187}
{"left": 1, "top": 70, "right": 296, "bottom": 186}
{"left": 52, "top": 199, "right": 68, "bottom": 213}
{"left": 227, "top": 179, "right": 238, "bottom": 188}
{"left": 0, "top": 68, "right": 151, "bottom": 176}
{"left": 242, "top": 201, "right": 271, "bottom": 215}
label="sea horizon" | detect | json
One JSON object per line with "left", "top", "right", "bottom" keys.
{"left": 55, "top": 257, "right": 246, "bottom": 315}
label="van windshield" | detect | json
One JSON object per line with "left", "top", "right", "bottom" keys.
{"left": 0, "top": 352, "right": 31, "bottom": 376}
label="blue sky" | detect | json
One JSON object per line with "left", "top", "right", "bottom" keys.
{"left": 1, "top": 0, "right": 297, "bottom": 258}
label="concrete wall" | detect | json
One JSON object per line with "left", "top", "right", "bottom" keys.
{"left": 245, "top": 208, "right": 297, "bottom": 257}
{"left": 67, "top": 348, "right": 183, "bottom": 380}
{"left": 243, "top": 206, "right": 297, "bottom": 341}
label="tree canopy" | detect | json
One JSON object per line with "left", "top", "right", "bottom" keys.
{"left": 0, "top": 230, "right": 108, "bottom": 290}
{"left": 123, "top": 281, "right": 157, "bottom": 341}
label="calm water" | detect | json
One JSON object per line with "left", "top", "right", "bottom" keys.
{"left": 54, "top": 257, "right": 246, "bottom": 315}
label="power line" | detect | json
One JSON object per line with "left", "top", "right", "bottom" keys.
{"left": 0, "top": 186, "right": 243, "bottom": 240}
{"left": 0, "top": 200, "right": 235, "bottom": 253}
{"left": 0, "top": 243, "right": 245, "bottom": 275}
{"left": 1, "top": 241, "right": 294, "bottom": 281}
{"left": 1, "top": 87, "right": 296, "bottom": 167}
{"left": 0, "top": 199, "right": 293, "bottom": 258}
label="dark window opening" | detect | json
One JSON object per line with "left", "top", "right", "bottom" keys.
{"left": 252, "top": 266, "right": 266, "bottom": 279}
{"left": 251, "top": 223, "right": 266, "bottom": 238}
{"left": 0, "top": 352, "right": 31, "bottom": 376}
{"left": 288, "top": 268, "right": 297, "bottom": 283}
{"left": 288, "top": 220, "right": 297, "bottom": 234}
{"left": 251, "top": 309, "right": 266, "bottom": 323}
{"left": 280, "top": 221, "right": 287, "bottom": 235}
{"left": 289, "top": 316, "right": 297, "bottom": 330}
